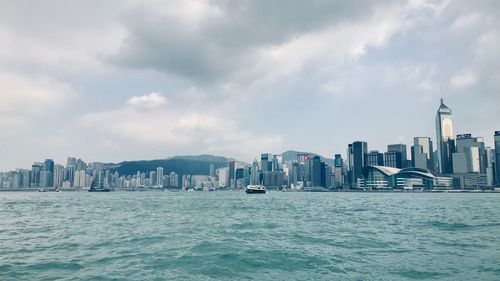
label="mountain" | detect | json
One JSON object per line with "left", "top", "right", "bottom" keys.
{"left": 111, "top": 155, "right": 230, "bottom": 176}
{"left": 281, "top": 150, "right": 334, "bottom": 166}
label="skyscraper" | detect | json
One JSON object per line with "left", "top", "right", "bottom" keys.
{"left": 250, "top": 159, "right": 260, "bottom": 185}
{"left": 384, "top": 151, "right": 401, "bottom": 168}
{"left": 436, "top": 98, "right": 455, "bottom": 174}
{"left": 311, "top": 156, "right": 322, "bottom": 187}
{"left": 157, "top": 167, "right": 164, "bottom": 187}
{"left": 348, "top": 141, "right": 368, "bottom": 187}
{"left": 387, "top": 144, "right": 407, "bottom": 168}
{"left": 260, "top": 153, "right": 270, "bottom": 173}
{"left": 454, "top": 134, "right": 486, "bottom": 174}
{"left": 209, "top": 164, "right": 215, "bottom": 177}
{"left": 495, "top": 131, "right": 500, "bottom": 184}
{"left": 333, "top": 154, "right": 344, "bottom": 188}
{"left": 44, "top": 159, "right": 54, "bottom": 187}
{"left": 366, "top": 150, "right": 384, "bottom": 166}
{"left": 228, "top": 160, "right": 235, "bottom": 184}
{"left": 412, "top": 137, "right": 434, "bottom": 170}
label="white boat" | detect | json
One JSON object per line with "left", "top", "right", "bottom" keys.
{"left": 246, "top": 185, "right": 266, "bottom": 194}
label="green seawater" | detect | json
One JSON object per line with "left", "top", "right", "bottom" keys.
{"left": 1, "top": 192, "right": 499, "bottom": 280}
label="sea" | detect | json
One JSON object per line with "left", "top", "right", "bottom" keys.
{"left": 1, "top": 191, "right": 499, "bottom": 281}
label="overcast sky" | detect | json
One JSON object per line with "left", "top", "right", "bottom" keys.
{"left": 1, "top": 0, "right": 499, "bottom": 170}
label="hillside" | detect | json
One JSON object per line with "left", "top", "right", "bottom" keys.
{"left": 112, "top": 155, "right": 229, "bottom": 176}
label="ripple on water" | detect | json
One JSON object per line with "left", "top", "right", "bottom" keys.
{"left": 0, "top": 192, "right": 499, "bottom": 281}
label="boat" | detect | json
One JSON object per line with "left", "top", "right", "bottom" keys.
{"left": 245, "top": 185, "right": 266, "bottom": 194}
{"left": 88, "top": 187, "right": 111, "bottom": 192}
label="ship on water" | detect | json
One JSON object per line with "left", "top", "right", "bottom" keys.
{"left": 245, "top": 185, "right": 266, "bottom": 194}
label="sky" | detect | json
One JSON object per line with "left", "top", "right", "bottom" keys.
{"left": 0, "top": 0, "right": 499, "bottom": 170}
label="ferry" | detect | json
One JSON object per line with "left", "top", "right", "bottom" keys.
{"left": 245, "top": 185, "right": 266, "bottom": 194}
{"left": 88, "top": 187, "right": 111, "bottom": 192}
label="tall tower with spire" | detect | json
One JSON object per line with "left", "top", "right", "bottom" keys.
{"left": 435, "top": 98, "right": 455, "bottom": 174}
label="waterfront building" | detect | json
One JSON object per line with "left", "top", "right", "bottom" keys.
{"left": 218, "top": 167, "right": 229, "bottom": 187}
{"left": 495, "top": 131, "right": 500, "bottom": 185}
{"left": 412, "top": 137, "right": 433, "bottom": 170}
{"left": 250, "top": 159, "right": 260, "bottom": 185}
{"left": 361, "top": 165, "right": 449, "bottom": 190}
{"left": 411, "top": 145, "right": 427, "bottom": 170}
{"left": 262, "top": 170, "right": 285, "bottom": 188}
{"left": 348, "top": 141, "right": 368, "bottom": 187}
{"left": 452, "top": 153, "right": 468, "bottom": 174}
{"left": 228, "top": 160, "right": 235, "bottom": 186}
{"left": 53, "top": 164, "right": 65, "bottom": 188}
{"left": 261, "top": 153, "right": 270, "bottom": 173}
{"left": 209, "top": 164, "right": 215, "bottom": 177}
{"left": 367, "top": 151, "right": 384, "bottom": 166}
{"left": 149, "top": 171, "right": 157, "bottom": 187}
{"left": 66, "top": 157, "right": 77, "bottom": 168}
{"left": 156, "top": 167, "right": 164, "bottom": 187}
{"left": 311, "top": 156, "right": 322, "bottom": 187}
{"left": 485, "top": 147, "right": 494, "bottom": 187}
{"left": 65, "top": 165, "right": 75, "bottom": 186}
{"left": 384, "top": 151, "right": 402, "bottom": 169}
{"left": 272, "top": 154, "right": 280, "bottom": 171}
{"left": 436, "top": 99, "right": 455, "bottom": 174}
{"left": 39, "top": 171, "right": 51, "bottom": 188}
{"left": 169, "top": 172, "right": 179, "bottom": 188}
{"left": 387, "top": 144, "right": 407, "bottom": 168}
{"left": 333, "top": 154, "right": 344, "bottom": 188}
{"left": 30, "top": 163, "right": 43, "bottom": 188}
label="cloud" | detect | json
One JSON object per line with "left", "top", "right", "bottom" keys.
{"left": 450, "top": 71, "right": 477, "bottom": 90}
{"left": 450, "top": 13, "right": 483, "bottom": 30}
{"left": 106, "top": 0, "right": 401, "bottom": 84}
{"left": 0, "top": 72, "right": 73, "bottom": 117}
{"left": 126, "top": 92, "right": 168, "bottom": 109}
{"left": 78, "top": 92, "right": 282, "bottom": 160}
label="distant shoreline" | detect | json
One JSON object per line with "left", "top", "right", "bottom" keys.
{"left": 1, "top": 188, "right": 499, "bottom": 193}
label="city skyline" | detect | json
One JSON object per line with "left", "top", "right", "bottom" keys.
{"left": 1, "top": 1, "right": 499, "bottom": 171}
{"left": 0, "top": 97, "right": 498, "bottom": 172}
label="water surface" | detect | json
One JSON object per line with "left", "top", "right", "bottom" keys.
{"left": 1, "top": 192, "right": 499, "bottom": 280}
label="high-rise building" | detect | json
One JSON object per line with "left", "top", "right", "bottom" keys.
{"left": 250, "top": 159, "right": 260, "bottom": 185}
{"left": 366, "top": 151, "right": 384, "bottom": 166}
{"left": 411, "top": 145, "right": 428, "bottom": 170}
{"left": 485, "top": 147, "right": 494, "bottom": 187}
{"left": 53, "top": 164, "right": 65, "bottom": 188}
{"left": 388, "top": 144, "right": 407, "bottom": 168}
{"left": 30, "top": 163, "right": 43, "bottom": 188}
{"left": 272, "top": 154, "right": 280, "bottom": 171}
{"left": 348, "top": 141, "right": 368, "bottom": 187}
{"left": 311, "top": 156, "right": 322, "bottom": 187}
{"left": 454, "top": 134, "right": 486, "bottom": 174}
{"left": 495, "top": 131, "right": 500, "bottom": 185}
{"left": 261, "top": 154, "right": 270, "bottom": 173}
{"left": 333, "top": 154, "right": 344, "bottom": 188}
{"left": 66, "top": 157, "right": 77, "bottom": 168}
{"left": 156, "top": 167, "right": 164, "bottom": 187}
{"left": 436, "top": 98, "right": 455, "bottom": 174}
{"left": 384, "top": 151, "right": 401, "bottom": 168}
{"left": 412, "top": 137, "right": 434, "bottom": 170}
{"left": 169, "top": 172, "right": 179, "bottom": 188}
{"left": 209, "top": 164, "right": 215, "bottom": 177}
{"left": 228, "top": 160, "right": 235, "bottom": 185}
{"left": 149, "top": 171, "right": 157, "bottom": 187}
{"left": 218, "top": 167, "right": 229, "bottom": 187}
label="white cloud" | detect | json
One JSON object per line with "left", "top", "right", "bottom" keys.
{"left": 450, "top": 13, "right": 482, "bottom": 30}
{"left": 0, "top": 72, "right": 73, "bottom": 117}
{"left": 126, "top": 92, "right": 168, "bottom": 109}
{"left": 78, "top": 93, "right": 282, "bottom": 161}
{"left": 450, "top": 71, "right": 477, "bottom": 90}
